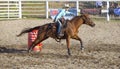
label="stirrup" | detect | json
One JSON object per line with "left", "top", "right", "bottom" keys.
{"left": 57, "top": 34, "right": 64, "bottom": 39}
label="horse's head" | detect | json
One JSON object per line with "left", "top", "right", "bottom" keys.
{"left": 81, "top": 14, "right": 95, "bottom": 27}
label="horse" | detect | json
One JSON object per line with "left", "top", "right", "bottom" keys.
{"left": 17, "top": 14, "right": 95, "bottom": 56}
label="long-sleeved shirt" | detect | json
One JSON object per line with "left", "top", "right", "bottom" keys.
{"left": 54, "top": 9, "right": 74, "bottom": 22}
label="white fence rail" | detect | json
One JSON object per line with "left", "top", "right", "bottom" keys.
{"left": 22, "top": 1, "right": 45, "bottom": 18}
{"left": 0, "top": 0, "right": 45, "bottom": 19}
{"left": 0, "top": 1, "right": 20, "bottom": 19}
{"left": 0, "top": 0, "right": 119, "bottom": 21}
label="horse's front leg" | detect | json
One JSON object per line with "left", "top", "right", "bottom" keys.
{"left": 66, "top": 36, "right": 71, "bottom": 56}
{"left": 72, "top": 35, "right": 84, "bottom": 50}
{"left": 79, "top": 37, "right": 84, "bottom": 50}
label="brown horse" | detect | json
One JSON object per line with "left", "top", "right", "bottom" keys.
{"left": 17, "top": 14, "right": 95, "bottom": 55}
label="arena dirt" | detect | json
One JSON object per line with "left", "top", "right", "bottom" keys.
{"left": 0, "top": 19, "right": 120, "bottom": 69}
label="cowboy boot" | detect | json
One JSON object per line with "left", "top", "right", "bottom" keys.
{"left": 58, "top": 30, "right": 64, "bottom": 38}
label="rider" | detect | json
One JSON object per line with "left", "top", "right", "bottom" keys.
{"left": 54, "top": 4, "right": 74, "bottom": 38}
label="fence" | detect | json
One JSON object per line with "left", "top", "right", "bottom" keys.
{"left": 22, "top": 1, "right": 45, "bottom": 18}
{"left": 0, "top": 0, "right": 21, "bottom": 19}
{"left": 0, "top": 0, "right": 119, "bottom": 21}
{"left": 0, "top": 0, "right": 45, "bottom": 19}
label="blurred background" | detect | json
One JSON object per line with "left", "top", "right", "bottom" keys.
{"left": 0, "top": 0, "right": 120, "bottom": 20}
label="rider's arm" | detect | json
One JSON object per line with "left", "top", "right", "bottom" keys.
{"left": 65, "top": 11, "right": 75, "bottom": 16}
{"left": 54, "top": 9, "right": 65, "bottom": 22}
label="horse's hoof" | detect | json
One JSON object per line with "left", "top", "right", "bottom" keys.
{"left": 68, "top": 54, "right": 71, "bottom": 56}
{"left": 27, "top": 50, "right": 30, "bottom": 53}
{"left": 27, "top": 49, "right": 31, "bottom": 53}
{"left": 81, "top": 47, "right": 84, "bottom": 50}
{"left": 68, "top": 53, "right": 71, "bottom": 56}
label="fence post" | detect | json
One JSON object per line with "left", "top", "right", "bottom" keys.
{"left": 76, "top": 1, "right": 79, "bottom": 15}
{"left": 8, "top": 0, "right": 9, "bottom": 19}
{"left": 19, "top": 0, "right": 22, "bottom": 18}
{"left": 46, "top": 0, "right": 49, "bottom": 19}
{"left": 107, "top": 1, "right": 110, "bottom": 21}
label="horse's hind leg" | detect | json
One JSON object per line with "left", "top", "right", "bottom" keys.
{"left": 28, "top": 38, "right": 41, "bottom": 52}
{"left": 28, "top": 36, "right": 48, "bottom": 52}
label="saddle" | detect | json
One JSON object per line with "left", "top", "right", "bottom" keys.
{"left": 47, "top": 18, "right": 67, "bottom": 42}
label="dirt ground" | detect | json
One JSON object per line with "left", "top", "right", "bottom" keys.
{"left": 0, "top": 19, "right": 120, "bottom": 69}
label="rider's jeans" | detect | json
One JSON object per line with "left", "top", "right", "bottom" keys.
{"left": 57, "top": 19, "right": 62, "bottom": 34}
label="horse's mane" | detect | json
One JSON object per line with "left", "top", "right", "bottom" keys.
{"left": 69, "top": 15, "right": 82, "bottom": 23}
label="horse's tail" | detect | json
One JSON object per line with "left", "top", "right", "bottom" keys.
{"left": 17, "top": 26, "right": 40, "bottom": 37}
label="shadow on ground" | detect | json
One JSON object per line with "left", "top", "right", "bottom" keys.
{"left": 0, "top": 46, "right": 26, "bottom": 53}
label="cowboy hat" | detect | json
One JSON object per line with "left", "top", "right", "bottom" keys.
{"left": 64, "top": 4, "right": 70, "bottom": 8}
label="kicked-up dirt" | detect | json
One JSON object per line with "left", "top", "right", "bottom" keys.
{"left": 0, "top": 19, "right": 120, "bottom": 69}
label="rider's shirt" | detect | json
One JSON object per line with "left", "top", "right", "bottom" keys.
{"left": 54, "top": 9, "right": 74, "bottom": 22}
